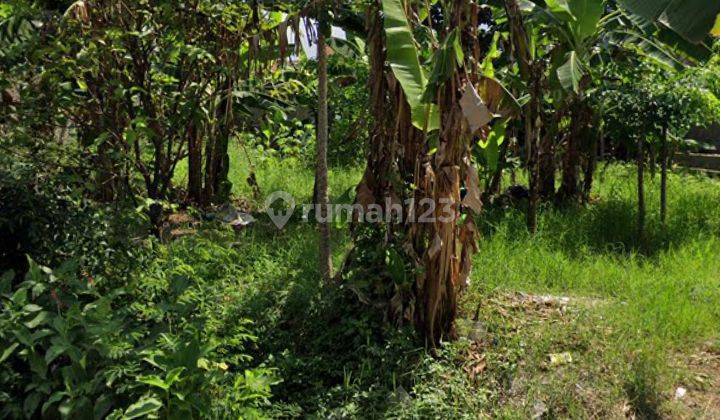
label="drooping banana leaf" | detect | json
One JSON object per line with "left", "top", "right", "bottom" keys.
{"left": 557, "top": 50, "right": 585, "bottom": 93}
{"left": 423, "top": 29, "right": 464, "bottom": 104}
{"left": 566, "top": 0, "right": 604, "bottom": 42}
{"left": 618, "top": 0, "right": 720, "bottom": 43}
{"left": 478, "top": 119, "right": 507, "bottom": 172}
{"left": 606, "top": 9, "right": 712, "bottom": 66}
{"left": 544, "top": 0, "right": 574, "bottom": 22}
{"left": 381, "top": 0, "right": 439, "bottom": 131}
{"left": 476, "top": 76, "right": 522, "bottom": 119}
{"left": 540, "top": 0, "right": 604, "bottom": 46}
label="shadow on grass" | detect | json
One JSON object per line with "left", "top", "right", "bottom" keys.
{"left": 623, "top": 354, "right": 663, "bottom": 420}
{"left": 215, "top": 218, "right": 421, "bottom": 416}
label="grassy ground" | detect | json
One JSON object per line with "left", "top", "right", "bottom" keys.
{"left": 173, "top": 147, "right": 720, "bottom": 417}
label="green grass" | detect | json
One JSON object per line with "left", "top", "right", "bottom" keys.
{"left": 469, "top": 165, "right": 720, "bottom": 348}
{"left": 173, "top": 153, "right": 720, "bottom": 417}
{"left": 174, "top": 142, "right": 363, "bottom": 208}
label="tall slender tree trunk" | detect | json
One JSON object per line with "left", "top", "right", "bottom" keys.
{"left": 526, "top": 75, "right": 541, "bottom": 234}
{"left": 582, "top": 126, "right": 599, "bottom": 203}
{"left": 637, "top": 136, "right": 645, "bottom": 242}
{"left": 660, "top": 125, "right": 668, "bottom": 227}
{"left": 538, "top": 116, "right": 556, "bottom": 201}
{"left": 212, "top": 78, "right": 234, "bottom": 203}
{"left": 187, "top": 122, "right": 204, "bottom": 203}
{"left": 316, "top": 15, "right": 333, "bottom": 284}
{"left": 203, "top": 107, "right": 216, "bottom": 204}
{"left": 96, "top": 141, "right": 117, "bottom": 202}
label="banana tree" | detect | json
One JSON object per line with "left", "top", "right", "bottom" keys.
{"left": 345, "top": 0, "right": 518, "bottom": 346}
{"left": 500, "top": 0, "right": 718, "bottom": 208}
{"left": 520, "top": 0, "right": 605, "bottom": 203}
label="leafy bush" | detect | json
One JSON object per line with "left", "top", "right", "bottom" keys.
{"left": 599, "top": 59, "right": 720, "bottom": 157}
{"left": 242, "top": 110, "right": 317, "bottom": 162}
{"left": 327, "top": 56, "right": 370, "bottom": 167}
{"left": 0, "top": 239, "right": 278, "bottom": 418}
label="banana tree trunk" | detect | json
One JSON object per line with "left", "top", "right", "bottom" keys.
{"left": 349, "top": 1, "right": 481, "bottom": 347}
{"left": 538, "top": 131, "right": 556, "bottom": 201}
{"left": 316, "top": 16, "right": 333, "bottom": 283}
{"left": 538, "top": 112, "right": 557, "bottom": 201}
{"left": 558, "top": 98, "right": 591, "bottom": 204}
{"left": 582, "top": 128, "right": 599, "bottom": 203}
{"left": 416, "top": 0, "right": 483, "bottom": 345}
{"left": 505, "top": 0, "right": 542, "bottom": 233}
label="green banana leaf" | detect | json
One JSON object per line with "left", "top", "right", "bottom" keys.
{"left": 557, "top": 50, "right": 585, "bottom": 93}
{"left": 567, "top": 0, "right": 604, "bottom": 42}
{"left": 540, "top": 0, "right": 604, "bottom": 44}
{"left": 381, "top": 0, "right": 439, "bottom": 131}
{"left": 479, "top": 119, "right": 507, "bottom": 172}
{"left": 618, "top": 0, "right": 720, "bottom": 43}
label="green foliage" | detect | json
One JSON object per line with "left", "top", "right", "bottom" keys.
{"left": 381, "top": 0, "right": 439, "bottom": 131}
{"left": 0, "top": 158, "right": 146, "bottom": 279}
{"left": 618, "top": 0, "right": 720, "bottom": 43}
{"left": 3, "top": 1, "right": 720, "bottom": 418}
{"left": 328, "top": 54, "right": 371, "bottom": 166}
{"left": 244, "top": 111, "right": 317, "bottom": 162}
{"left": 0, "top": 233, "right": 279, "bottom": 418}
{"left": 557, "top": 50, "right": 584, "bottom": 93}
{"left": 600, "top": 58, "right": 720, "bottom": 150}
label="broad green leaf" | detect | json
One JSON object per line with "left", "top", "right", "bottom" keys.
{"left": 24, "top": 392, "right": 43, "bottom": 418}
{"left": 382, "top": 0, "right": 439, "bottom": 131}
{"left": 0, "top": 4, "right": 14, "bottom": 19}
{"left": 41, "top": 392, "right": 67, "bottom": 416}
{"left": 0, "top": 270, "right": 13, "bottom": 294}
{"left": 122, "top": 397, "right": 163, "bottom": 419}
{"left": 11, "top": 288, "right": 28, "bottom": 305}
{"left": 481, "top": 32, "right": 501, "bottom": 77}
{"left": 28, "top": 351, "right": 47, "bottom": 377}
{"left": 94, "top": 394, "right": 114, "bottom": 420}
{"left": 567, "top": 0, "right": 604, "bottom": 42}
{"left": 545, "top": 0, "right": 575, "bottom": 22}
{"left": 0, "top": 342, "right": 19, "bottom": 363}
{"left": 712, "top": 13, "right": 720, "bottom": 37}
{"left": 165, "top": 367, "right": 185, "bottom": 387}
{"left": 557, "top": 51, "right": 584, "bottom": 93}
{"left": 24, "top": 311, "right": 50, "bottom": 329}
{"left": 424, "top": 29, "right": 462, "bottom": 103}
{"left": 23, "top": 304, "right": 43, "bottom": 312}
{"left": 138, "top": 375, "right": 170, "bottom": 390}
{"left": 619, "top": 0, "right": 720, "bottom": 43}
{"left": 479, "top": 120, "right": 507, "bottom": 172}
{"left": 45, "top": 343, "right": 68, "bottom": 364}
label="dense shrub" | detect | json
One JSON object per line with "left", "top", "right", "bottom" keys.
{"left": 0, "top": 233, "right": 278, "bottom": 418}
{"left": 327, "top": 56, "right": 370, "bottom": 167}
{"left": 0, "top": 158, "right": 144, "bottom": 282}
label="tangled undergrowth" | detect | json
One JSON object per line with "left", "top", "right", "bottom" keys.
{"left": 2, "top": 161, "right": 720, "bottom": 418}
